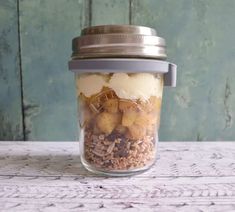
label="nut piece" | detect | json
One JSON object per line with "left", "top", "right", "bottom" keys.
{"left": 96, "top": 112, "right": 121, "bottom": 134}
{"left": 128, "top": 124, "right": 146, "bottom": 140}
{"left": 103, "top": 99, "right": 119, "bottom": 113}
{"left": 122, "top": 111, "right": 137, "bottom": 127}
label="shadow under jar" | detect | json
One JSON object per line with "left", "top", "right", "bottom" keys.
{"left": 69, "top": 25, "right": 177, "bottom": 176}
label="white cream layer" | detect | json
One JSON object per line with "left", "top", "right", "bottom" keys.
{"left": 76, "top": 73, "right": 163, "bottom": 101}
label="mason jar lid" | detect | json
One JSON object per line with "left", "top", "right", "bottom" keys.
{"left": 69, "top": 25, "right": 177, "bottom": 87}
{"left": 71, "top": 25, "right": 167, "bottom": 59}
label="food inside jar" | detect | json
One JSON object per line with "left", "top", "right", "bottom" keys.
{"left": 77, "top": 73, "right": 163, "bottom": 171}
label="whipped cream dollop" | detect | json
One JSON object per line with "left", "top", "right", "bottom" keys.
{"left": 76, "top": 73, "right": 163, "bottom": 100}
{"left": 76, "top": 74, "right": 107, "bottom": 97}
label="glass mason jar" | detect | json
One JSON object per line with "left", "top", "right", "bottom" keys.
{"left": 69, "top": 25, "right": 177, "bottom": 176}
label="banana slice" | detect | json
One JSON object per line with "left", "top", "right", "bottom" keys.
{"left": 96, "top": 112, "right": 121, "bottom": 135}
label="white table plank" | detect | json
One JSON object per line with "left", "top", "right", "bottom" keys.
{"left": 0, "top": 142, "right": 235, "bottom": 212}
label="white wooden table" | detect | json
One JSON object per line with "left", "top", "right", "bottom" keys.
{"left": 0, "top": 142, "right": 235, "bottom": 212}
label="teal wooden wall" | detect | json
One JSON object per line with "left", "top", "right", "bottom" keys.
{"left": 0, "top": 0, "right": 235, "bottom": 141}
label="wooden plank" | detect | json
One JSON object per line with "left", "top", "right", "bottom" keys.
{"left": 91, "top": 0, "right": 129, "bottom": 25}
{"left": 0, "top": 142, "right": 235, "bottom": 177}
{"left": 1, "top": 201, "right": 235, "bottom": 212}
{"left": 131, "top": 0, "right": 235, "bottom": 141}
{"left": 0, "top": 142, "right": 235, "bottom": 211}
{"left": 19, "top": 0, "right": 88, "bottom": 140}
{"left": 0, "top": 0, "right": 23, "bottom": 140}
{"left": 1, "top": 176, "right": 235, "bottom": 211}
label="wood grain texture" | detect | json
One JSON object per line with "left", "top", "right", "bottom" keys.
{"left": 91, "top": 0, "right": 129, "bottom": 25}
{"left": 1, "top": 142, "right": 235, "bottom": 177}
{"left": 0, "top": 0, "right": 23, "bottom": 140}
{"left": 19, "top": 0, "right": 88, "bottom": 140}
{"left": 0, "top": 142, "right": 235, "bottom": 211}
{"left": 1, "top": 0, "right": 235, "bottom": 141}
{"left": 131, "top": 0, "right": 235, "bottom": 141}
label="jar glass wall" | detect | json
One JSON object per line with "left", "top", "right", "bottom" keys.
{"left": 76, "top": 72, "right": 163, "bottom": 176}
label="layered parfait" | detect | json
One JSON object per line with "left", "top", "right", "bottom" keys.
{"left": 76, "top": 72, "right": 163, "bottom": 171}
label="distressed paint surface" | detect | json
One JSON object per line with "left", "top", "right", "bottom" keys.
{"left": 1, "top": 0, "right": 235, "bottom": 141}
{"left": 131, "top": 0, "right": 235, "bottom": 141}
{"left": 19, "top": 0, "right": 87, "bottom": 140}
{"left": 0, "top": 0, "right": 23, "bottom": 140}
{"left": 91, "top": 0, "right": 129, "bottom": 25}
{"left": 1, "top": 142, "right": 235, "bottom": 211}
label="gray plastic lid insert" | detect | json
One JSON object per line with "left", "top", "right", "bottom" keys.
{"left": 69, "top": 58, "right": 177, "bottom": 87}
